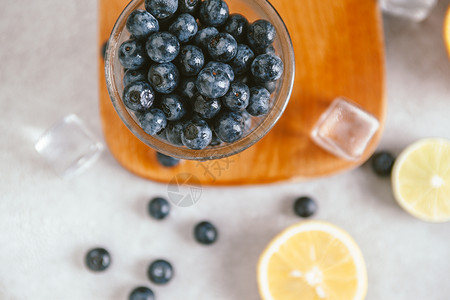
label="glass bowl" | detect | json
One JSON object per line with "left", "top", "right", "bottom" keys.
{"left": 105, "top": 0, "right": 295, "bottom": 160}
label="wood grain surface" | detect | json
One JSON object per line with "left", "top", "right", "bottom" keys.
{"left": 98, "top": 0, "right": 386, "bottom": 185}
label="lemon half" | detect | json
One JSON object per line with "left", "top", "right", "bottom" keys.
{"left": 392, "top": 138, "right": 450, "bottom": 222}
{"left": 258, "top": 221, "right": 367, "bottom": 300}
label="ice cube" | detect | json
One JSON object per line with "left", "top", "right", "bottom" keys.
{"left": 380, "top": 0, "right": 437, "bottom": 22}
{"left": 310, "top": 98, "right": 379, "bottom": 161}
{"left": 35, "top": 114, "right": 103, "bottom": 179}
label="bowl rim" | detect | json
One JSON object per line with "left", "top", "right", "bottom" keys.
{"left": 105, "top": 0, "right": 295, "bottom": 160}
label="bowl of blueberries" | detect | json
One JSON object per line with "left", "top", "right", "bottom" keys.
{"left": 105, "top": 0, "right": 295, "bottom": 160}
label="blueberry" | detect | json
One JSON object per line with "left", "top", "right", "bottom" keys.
{"left": 176, "top": 45, "right": 205, "bottom": 76}
{"left": 118, "top": 39, "right": 148, "bottom": 70}
{"left": 146, "top": 32, "right": 180, "bottom": 63}
{"left": 123, "top": 81, "right": 155, "bottom": 112}
{"left": 221, "top": 82, "right": 250, "bottom": 112}
{"left": 145, "top": 0, "right": 178, "bottom": 20}
{"left": 123, "top": 68, "right": 148, "bottom": 87}
{"left": 165, "top": 121, "right": 185, "bottom": 145}
{"left": 193, "top": 94, "right": 222, "bottom": 119}
{"left": 126, "top": 10, "right": 159, "bottom": 39}
{"left": 194, "top": 221, "right": 218, "bottom": 245}
{"left": 371, "top": 151, "right": 395, "bottom": 177}
{"left": 294, "top": 196, "right": 317, "bottom": 218}
{"left": 251, "top": 78, "right": 277, "bottom": 94}
{"left": 178, "top": 0, "right": 200, "bottom": 14}
{"left": 199, "top": 0, "right": 229, "bottom": 27}
{"left": 138, "top": 108, "right": 167, "bottom": 135}
{"left": 129, "top": 286, "right": 155, "bottom": 300}
{"left": 251, "top": 53, "right": 284, "bottom": 82}
{"left": 101, "top": 41, "right": 107, "bottom": 60}
{"left": 256, "top": 44, "right": 275, "bottom": 55}
{"left": 160, "top": 93, "right": 187, "bottom": 121}
{"left": 207, "top": 33, "right": 237, "bottom": 62}
{"left": 196, "top": 67, "right": 230, "bottom": 98}
{"left": 177, "top": 77, "right": 197, "bottom": 99}
{"left": 148, "top": 259, "right": 173, "bottom": 284}
{"left": 181, "top": 117, "right": 212, "bottom": 149}
{"left": 85, "top": 248, "right": 111, "bottom": 272}
{"left": 247, "top": 86, "right": 270, "bottom": 116}
{"left": 209, "top": 131, "right": 222, "bottom": 146}
{"left": 242, "top": 111, "right": 252, "bottom": 132}
{"left": 214, "top": 111, "right": 244, "bottom": 143}
{"left": 148, "top": 197, "right": 171, "bottom": 219}
{"left": 194, "top": 27, "right": 219, "bottom": 50}
{"left": 230, "top": 44, "right": 255, "bottom": 76}
{"left": 148, "top": 62, "right": 179, "bottom": 94}
{"left": 223, "top": 14, "right": 248, "bottom": 43}
{"left": 204, "top": 61, "right": 234, "bottom": 82}
{"left": 169, "top": 13, "right": 198, "bottom": 43}
{"left": 156, "top": 152, "right": 180, "bottom": 167}
{"left": 247, "top": 19, "right": 276, "bottom": 51}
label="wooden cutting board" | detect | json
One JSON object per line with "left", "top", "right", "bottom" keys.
{"left": 98, "top": 0, "right": 386, "bottom": 185}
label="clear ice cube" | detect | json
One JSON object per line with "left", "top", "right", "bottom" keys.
{"left": 311, "top": 98, "right": 379, "bottom": 161}
{"left": 34, "top": 114, "right": 103, "bottom": 179}
{"left": 380, "top": 0, "right": 437, "bottom": 22}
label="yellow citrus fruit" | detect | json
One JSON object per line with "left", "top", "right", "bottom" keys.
{"left": 257, "top": 221, "right": 367, "bottom": 300}
{"left": 392, "top": 138, "right": 450, "bottom": 222}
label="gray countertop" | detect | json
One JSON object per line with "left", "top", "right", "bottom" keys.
{"left": 1, "top": 1, "right": 449, "bottom": 299}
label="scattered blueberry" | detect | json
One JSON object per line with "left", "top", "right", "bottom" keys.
{"left": 294, "top": 196, "right": 317, "bottom": 218}
{"left": 214, "top": 111, "right": 244, "bottom": 143}
{"left": 123, "top": 81, "right": 155, "bottom": 112}
{"left": 148, "top": 197, "right": 171, "bottom": 219}
{"left": 247, "top": 19, "right": 276, "bottom": 51}
{"left": 148, "top": 259, "right": 174, "bottom": 284}
{"left": 165, "top": 121, "right": 185, "bottom": 145}
{"left": 251, "top": 53, "right": 284, "bottom": 82}
{"left": 169, "top": 13, "right": 198, "bottom": 43}
{"left": 194, "top": 221, "right": 218, "bottom": 245}
{"left": 101, "top": 41, "right": 107, "bottom": 60}
{"left": 146, "top": 32, "right": 180, "bottom": 63}
{"left": 85, "top": 248, "right": 111, "bottom": 272}
{"left": 181, "top": 117, "right": 213, "bottom": 149}
{"left": 156, "top": 152, "right": 180, "bottom": 167}
{"left": 204, "top": 61, "right": 234, "bottom": 82}
{"left": 229, "top": 44, "right": 255, "bottom": 76}
{"left": 123, "top": 68, "right": 148, "bottom": 87}
{"left": 221, "top": 82, "right": 250, "bottom": 112}
{"left": 193, "top": 94, "right": 222, "bottom": 119}
{"left": 199, "top": 0, "right": 229, "bottom": 27}
{"left": 176, "top": 45, "right": 205, "bottom": 76}
{"left": 371, "top": 151, "right": 395, "bottom": 177}
{"left": 208, "top": 33, "right": 238, "bottom": 62}
{"left": 119, "top": 39, "right": 148, "bottom": 70}
{"left": 178, "top": 0, "right": 200, "bottom": 15}
{"left": 177, "top": 77, "right": 197, "bottom": 99}
{"left": 247, "top": 86, "right": 270, "bottom": 116}
{"left": 148, "top": 62, "right": 179, "bottom": 94}
{"left": 195, "top": 27, "right": 219, "bottom": 50}
{"left": 223, "top": 14, "right": 248, "bottom": 43}
{"left": 196, "top": 67, "right": 230, "bottom": 98}
{"left": 138, "top": 108, "right": 167, "bottom": 135}
{"left": 126, "top": 10, "right": 159, "bottom": 39}
{"left": 145, "top": 0, "right": 178, "bottom": 20}
{"left": 160, "top": 93, "right": 187, "bottom": 121}
{"left": 129, "top": 287, "right": 155, "bottom": 300}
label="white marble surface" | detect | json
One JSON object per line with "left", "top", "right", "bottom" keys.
{"left": 1, "top": 1, "right": 450, "bottom": 299}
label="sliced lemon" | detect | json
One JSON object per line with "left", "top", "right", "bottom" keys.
{"left": 258, "top": 221, "right": 367, "bottom": 300}
{"left": 392, "top": 138, "right": 450, "bottom": 222}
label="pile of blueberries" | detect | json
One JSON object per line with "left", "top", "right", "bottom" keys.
{"left": 118, "top": 0, "right": 284, "bottom": 150}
